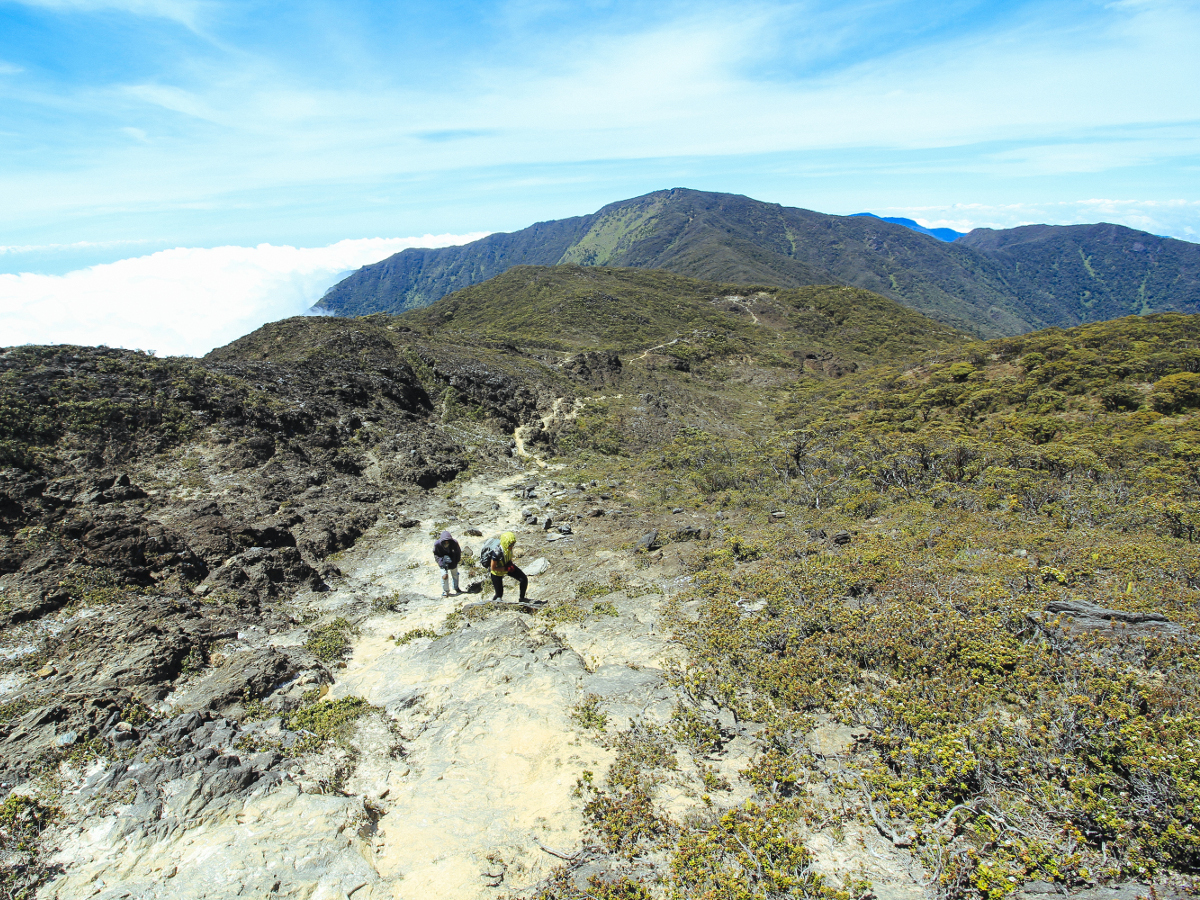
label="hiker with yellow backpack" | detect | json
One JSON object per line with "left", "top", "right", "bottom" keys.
{"left": 478, "top": 531, "right": 529, "bottom": 603}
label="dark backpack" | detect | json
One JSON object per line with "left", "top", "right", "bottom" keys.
{"left": 479, "top": 537, "right": 503, "bottom": 566}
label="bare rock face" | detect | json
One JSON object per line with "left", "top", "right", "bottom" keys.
{"left": 181, "top": 647, "right": 330, "bottom": 715}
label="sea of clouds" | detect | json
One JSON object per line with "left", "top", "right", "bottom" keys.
{"left": 0, "top": 233, "right": 488, "bottom": 357}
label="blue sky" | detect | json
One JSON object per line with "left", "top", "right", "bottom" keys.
{"left": 1, "top": 0, "right": 1199, "bottom": 352}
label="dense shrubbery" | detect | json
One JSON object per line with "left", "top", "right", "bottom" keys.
{"left": 560, "top": 313, "right": 1200, "bottom": 899}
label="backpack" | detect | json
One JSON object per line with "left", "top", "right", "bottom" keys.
{"left": 479, "top": 537, "right": 503, "bottom": 566}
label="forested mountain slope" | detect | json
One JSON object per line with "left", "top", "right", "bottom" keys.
{"left": 317, "top": 188, "right": 1200, "bottom": 338}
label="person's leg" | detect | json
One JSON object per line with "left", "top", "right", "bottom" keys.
{"left": 450, "top": 566, "right": 460, "bottom": 592}
{"left": 509, "top": 564, "right": 528, "bottom": 601}
{"left": 440, "top": 568, "right": 450, "bottom": 596}
{"left": 491, "top": 572, "right": 504, "bottom": 600}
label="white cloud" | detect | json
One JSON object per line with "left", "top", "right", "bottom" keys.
{"left": 0, "top": 233, "right": 488, "bottom": 357}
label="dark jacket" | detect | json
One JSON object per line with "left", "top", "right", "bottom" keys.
{"left": 433, "top": 534, "right": 461, "bottom": 570}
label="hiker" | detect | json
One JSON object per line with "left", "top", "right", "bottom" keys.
{"left": 486, "top": 531, "right": 528, "bottom": 602}
{"left": 432, "top": 529, "right": 462, "bottom": 596}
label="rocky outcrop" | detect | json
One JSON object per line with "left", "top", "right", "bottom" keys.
{"left": 560, "top": 350, "right": 622, "bottom": 386}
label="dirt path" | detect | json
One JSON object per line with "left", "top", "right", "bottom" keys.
{"left": 319, "top": 471, "right": 679, "bottom": 898}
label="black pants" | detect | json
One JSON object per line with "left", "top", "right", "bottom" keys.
{"left": 491, "top": 564, "right": 527, "bottom": 600}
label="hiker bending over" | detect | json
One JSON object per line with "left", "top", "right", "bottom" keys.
{"left": 488, "top": 531, "right": 528, "bottom": 602}
{"left": 433, "top": 530, "right": 462, "bottom": 597}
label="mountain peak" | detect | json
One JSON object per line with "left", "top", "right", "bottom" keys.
{"left": 316, "top": 188, "right": 1200, "bottom": 338}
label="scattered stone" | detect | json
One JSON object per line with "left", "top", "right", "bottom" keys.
{"left": 586, "top": 508, "right": 605, "bottom": 517}
{"left": 671, "top": 507, "right": 684, "bottom": 514}
{"left": 37, "top": 664, "right": 56, "bottom": 678}
{"left": 635, "top": 530, "right": 660, "bottom": 552}
{"left": 525, "top": 558, "right": 550, "bottom": 577}
{"left": 465, "top": 528, "right": 483, "bottom": 537}
{"left": 770, "top": 510, "right": 786, "bottom": 519}
{"left": 669, "top": 525, "right": 704, "bottom": 542}
{"left": 830, "top": 530, "right": 852, "bottom": 545}
{"left": 557, "top": 525, "right": 572, "bottom": 535}
{"left": 543, "top": 517, "right": 554, "bottom": 530}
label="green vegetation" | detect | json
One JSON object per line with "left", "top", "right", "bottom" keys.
{"left": 282, "top": 695, "right": 372, "bottom": 747}
{"left": 547, "top": 311, "right": 1200, "bottom": 898}
{"left": 304, "top": 617, "right": 356, "bottom": 662}
{"left": 403, "top": 266, "right": 966, "bottom": 362}
{"left": 394, "top": 627, "right": 438, "bottom": 645}
{"left": 570, "top": 694, "right": 609, "bottom": 733}
{"left": 670, "top": 803, "right": 838, "bottom": 900}
{"left": 577, "top": 722, "right": 677, "bottom": 858}
{"left": 0, "top": 346, "right": 200, "bottom": 469}
{"left": 0, "top": 794, "right": 60, "bottom": 899}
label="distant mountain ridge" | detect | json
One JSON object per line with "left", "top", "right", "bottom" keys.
{"left": 317, "top": 188, "right": 1200, "bottom": 337}
{"left": 850, "top": 213, "right": 964, "bottom": 242}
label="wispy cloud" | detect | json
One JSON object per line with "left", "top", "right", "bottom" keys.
{"left": 0, "top": 233, "right": 488, "bottom": 356}
{"left": 0, "top": 237, "right": 158, "bottom": 255}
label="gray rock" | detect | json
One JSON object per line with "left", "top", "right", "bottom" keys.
{"left": 183, "top": 647, "right": 328, "bottom": 714}
{"left": 582, "top": 664, "right": 675, "bottom": 730}
{"left": 1039, "top": 600, "right": 1184, "bottom": 637}
{"left": 635, "top": 530, "right": 659, "bottom": 552}
{"left": 1046, "top": 599, "right": 1169, "bottom": 625}
{"left": 524, "top": 558, "right": 550, "bottom": 577}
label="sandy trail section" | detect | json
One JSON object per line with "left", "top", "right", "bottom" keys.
{"left": 325, "top": 472, "right": 617, "bottom": 898}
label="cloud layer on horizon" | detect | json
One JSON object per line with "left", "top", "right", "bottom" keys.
{"left": 0, "top": 233, "right": 487, "bottom": 357}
